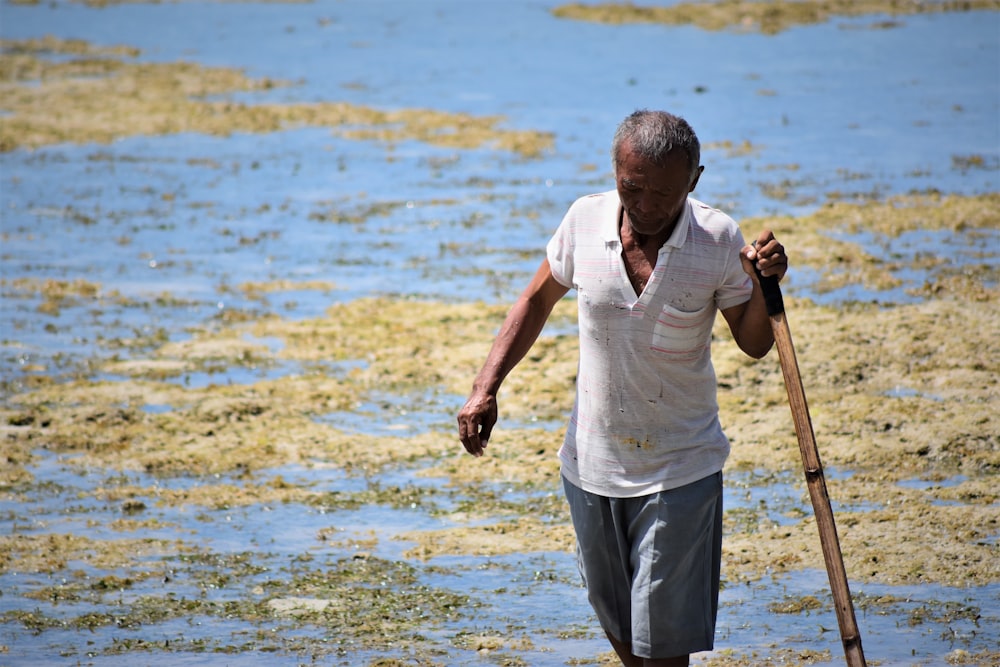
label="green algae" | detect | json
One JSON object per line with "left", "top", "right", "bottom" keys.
{"left": 0, "top": 532, "right": 194, "bottom": 575}
{"left": 757, "top": 192, "right": 1000, "bottom": 297}
{"left": 0, "top": 38, "right": 553, "bottom": 157}
{"left": 4, "top": 251, "right": 996, "bottom": 590}
{"left": 700, "top": 647, "right": 833, "bottom": 666}
{"left": 399, "top": 516, "right": 576, "bottom": 561}
{"left": 1, "top": 8, "right": 996, "bottom": 665}
{"left": 4, "top": 185, "right": 999, "bottom": 589}
{"left": 767, "top": 594, "right": 826, "bottom": 614}
{"left": 76, "top": 0, "right": 312, "bottom": 6}
{"left": 1, "top": 277, "right": 135, "bottom": 321}
{"left": 552, "top": 0, "right": 1000, "bottom": 35}
{"left": 1, "top": 186, "right": 998, "bottom": 660}
{"left": 1, "top": 534, "right": 473, "bottom": 659}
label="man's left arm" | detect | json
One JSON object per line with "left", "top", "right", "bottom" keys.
{"left": 721, "top": 229, "right": 788, "bottom": 359}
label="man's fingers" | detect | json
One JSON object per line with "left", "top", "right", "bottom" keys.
{"left": 457, "top": 394, "right": 498, "bottom": 457}
{"left": 478, "top": 419, "right": 494, "bottom": 452}
{"left": 458, "top": 416, "right": 480, "bottom": 455}
{"left": 750, "top": 234, "right": 787, "bottom": 279}
{"left": 458, "top": 412, "right": 487, "bottom": 457}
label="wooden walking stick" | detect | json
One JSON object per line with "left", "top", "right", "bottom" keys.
{"left": 755, "top": 267, "right": 867, "bottom": 667}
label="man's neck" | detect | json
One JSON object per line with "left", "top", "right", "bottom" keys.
{"left": 621, "top": 210, "right": 675, "bottom": 251}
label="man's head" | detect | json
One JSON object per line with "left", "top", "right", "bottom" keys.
{"left": 612, "top": 109, "right": 702, "bottom": 184}
{"left": 612, "top": 110, "right": 704, "bottom": 240}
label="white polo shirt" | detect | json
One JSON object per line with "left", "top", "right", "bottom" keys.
{"left": 547, "top": 191, "right": 752, "bottom": 498}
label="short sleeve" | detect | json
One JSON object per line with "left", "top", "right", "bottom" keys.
{"left": 546, "top": 213, "right": 575, "bottom": 289}
{"left": 714, "top": 226, "right": 753, "bottom": 312}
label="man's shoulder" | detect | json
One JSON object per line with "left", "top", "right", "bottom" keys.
{"left": 686, "top": 198, "right": 742, "bottom": 239}
{"left": 569, "top": 190, "right": 617, "bottom": 211}
{"left": 688, "top": 198, "right": 737, "bottom": 227}
{"left": 560, "top": 190, "right": 619, "bottom": 236}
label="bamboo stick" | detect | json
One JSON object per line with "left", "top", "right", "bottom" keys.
{"left": 756, "top": 272, "right": 867, "bottom": 667}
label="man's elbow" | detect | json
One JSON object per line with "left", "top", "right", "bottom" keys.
{"left": 740, "top": 339, "right": 774, "bottom": 360}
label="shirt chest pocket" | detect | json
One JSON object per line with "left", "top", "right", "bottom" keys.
{"left": 650, "top": 303, "right": 714, "bottom": 360}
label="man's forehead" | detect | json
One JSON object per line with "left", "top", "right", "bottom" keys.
{"left": 618, "top": 143, "right": 688, "bottom": 167}
{"left": 617, "top": 150, "right": 688, "bottom": 176}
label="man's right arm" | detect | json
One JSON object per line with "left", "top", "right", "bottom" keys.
{"left": 457, "top": 258, "right": 570, "bottom": 457}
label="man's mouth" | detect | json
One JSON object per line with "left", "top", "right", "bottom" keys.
{"left": 628, "top": 211, "right": 655, "bottom": 229}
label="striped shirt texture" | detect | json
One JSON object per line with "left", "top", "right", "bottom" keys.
{"left": 547, "top": 191, "right": 752, "bottom": 498}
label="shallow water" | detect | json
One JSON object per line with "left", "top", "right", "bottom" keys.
{"left": 3, "top": 2, "right": 999, "bottom": 380}
{"left": 2, "top": 1, "right": 999, "bottom": 665}
{"left": 2, "top": 452, "right": 997, "bottom": 665}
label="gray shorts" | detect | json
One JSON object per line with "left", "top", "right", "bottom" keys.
{"left": 563, "top": 472, "right": 723, "bottom": 659}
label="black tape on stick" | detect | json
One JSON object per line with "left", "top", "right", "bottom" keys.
{"left": 751, "top": 242, "right": 785, "bottom": 316}
{"left": 756, "top": 270, "right": 784, "bottom": 317}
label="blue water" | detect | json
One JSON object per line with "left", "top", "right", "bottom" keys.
{"left": 1, "top": 1, "right": 998, "bottom": 665}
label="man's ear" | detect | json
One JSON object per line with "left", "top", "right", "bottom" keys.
{"left": 689, "top": 165, "right": 705, "bottom": 193}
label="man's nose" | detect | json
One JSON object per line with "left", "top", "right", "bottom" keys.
{"left": 637, "top": 191, "right": 656, "bottom": 213}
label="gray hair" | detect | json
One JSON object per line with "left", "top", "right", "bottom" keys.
{"left": 611, "top": 109, "right": 701, "bottom": 182}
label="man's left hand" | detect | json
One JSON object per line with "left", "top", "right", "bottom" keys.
{"left": 742, "top": 230, "right": 787, "bottom": 282}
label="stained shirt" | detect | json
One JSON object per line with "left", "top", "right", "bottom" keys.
{"left": 546, "top": 191, "right": 752, "bottom": 498}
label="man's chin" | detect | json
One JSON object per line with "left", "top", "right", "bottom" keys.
{"left": 628, "top": 218, "right": 665, "bottom": 235}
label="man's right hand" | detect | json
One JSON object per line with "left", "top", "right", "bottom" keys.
{"left": 457, "top": 391, "right": 498, "bottom": 457}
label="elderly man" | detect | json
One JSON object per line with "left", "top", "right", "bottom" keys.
{"left": 457, "top": 109, "right": 787, "bottom": 666}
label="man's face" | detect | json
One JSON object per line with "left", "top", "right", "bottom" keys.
{"left": 615, "top": 142, "right": 702, "bottom": 238}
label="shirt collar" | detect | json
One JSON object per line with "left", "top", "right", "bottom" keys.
{"left": 602, "top": 192, "right": 692, "bottom": 250}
